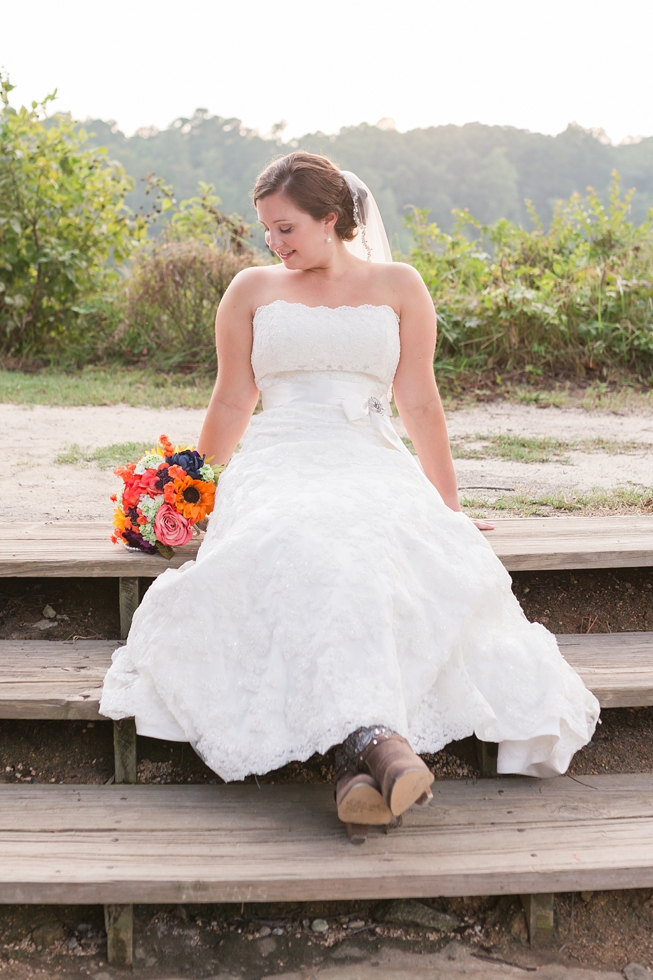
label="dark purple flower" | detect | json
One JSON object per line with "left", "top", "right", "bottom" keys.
{"left": 123, "top": 528, "right": 157, "bottom": 554}
{"left": 165, "top": 449, "right": 205, "bottom": 479}
{"left": 154, "top": 463, "right": 174, "bottom": 492}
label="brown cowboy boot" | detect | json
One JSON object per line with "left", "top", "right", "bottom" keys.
{"left": 358, "top": 733, "right": 434, "bottom": 817}
{"left": 335, "top": 764, "right": 393, "bottom": 844}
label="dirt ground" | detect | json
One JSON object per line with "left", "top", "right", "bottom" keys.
{"left": 0, "top": 895, "right": 649, "bottom": 979}
{"left": 1, "top": 401, "right": 652, "bottom": 521}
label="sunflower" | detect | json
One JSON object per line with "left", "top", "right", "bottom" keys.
{"left": 111, "top": 505, "right": 133, "bottom": 544}
{"left": 172, "top": 475, "right": 216, "bottom": 523}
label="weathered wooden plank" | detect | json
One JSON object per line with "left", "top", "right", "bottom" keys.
{"left": 104, "top": 903, "right": 133, "bottom": 967}
{"left": 475, "top": 738, "right": 498, "bottom": 778}
{"left": 0, "top": 777, "right": 652, "bottom": 903}
{"left": 2, "top": 633, "right": 651, "bottom": 724}
{"left": 485, "top": 516, "right": 653, "bottom": 571}
{"left": 3, "top": 773, "right": 652, "bottom": 830}
{"left": 113, "top": 719, "right": 137, "bottom": 785}
{"left": 559, "top": 633, "right": 653, "bottom": 707}
{"left": 0, "top": 641, "right": 118, "bottom": 720}
{"left": 0, "top": 522, "right": 200, "bottom": 577}
{"left": 1, "top": 516, "right": 652, "bottom": 577}
{"left": 520, "top": 893, "right": 554, "bottom": 946}
{"left": 119, "top": 578, "right": 139, "bottom": 640}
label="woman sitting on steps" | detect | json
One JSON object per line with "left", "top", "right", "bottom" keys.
{"left": 100, "top": 151, "right": 600, "bottom": 843}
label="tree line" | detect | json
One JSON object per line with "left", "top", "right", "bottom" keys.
{"left": 87, "top": 112, "right": 653, "bottom": 248}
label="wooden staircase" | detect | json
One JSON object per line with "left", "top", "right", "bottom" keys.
{"left": 1, "top": 516, "right": 653, "bottom": 965}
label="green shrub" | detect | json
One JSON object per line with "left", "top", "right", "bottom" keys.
{"left": 0, "top": 78, "right": 144, "bottom": 361}
{"left": 105, "top": 238, "right": 258, "bottom": 372}
{"left": 408, "top": 173, "right": 653, "bottom": 379}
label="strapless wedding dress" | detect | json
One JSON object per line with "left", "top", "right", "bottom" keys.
{"left": 100, "top": 300, "right": 599, "bottom": 781}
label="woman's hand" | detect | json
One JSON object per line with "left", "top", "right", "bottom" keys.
{"left": 471, "top": 518, "right": 495, "bottom": 531}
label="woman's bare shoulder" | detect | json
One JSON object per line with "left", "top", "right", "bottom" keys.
{"left": 223, "top": 264, "right": 285, "bottom": 313}
{"left": 370, "top": 261, "right": 429, "bottom": 314}
{"left": 230, "top": 263, "right": 282, "bottom": 289}
{"left": 380, "top": 261, "right": 425, "bottom": 289}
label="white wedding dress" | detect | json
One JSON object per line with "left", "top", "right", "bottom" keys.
{"left": 100, "top": 300, "right": 600, "bottom": 782}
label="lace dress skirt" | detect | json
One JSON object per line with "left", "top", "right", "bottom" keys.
{"left": 100, "top": 302, "right": 599, "bottom": 781}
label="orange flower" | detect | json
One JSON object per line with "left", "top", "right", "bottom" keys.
{"left": 172, "top": 475, "right": 216, "bottom": 523}
{"left": 114, "top": 461, "right": 136, "bottom": 483}
{"left": 158, "top": 434, "right": 175, "bottom": 456}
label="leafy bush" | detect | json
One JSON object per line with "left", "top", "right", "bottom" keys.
{"left": 105, "top": 237, "right": 257, "bottom": 371}
{"left": 100, "top": 180, "right": 264, "bottom": 371}
{"left": 408, "top": 173, "right": 653, "bottom": 379}
{"left": 0, "top": 78, "right": 144, "bottom": 361}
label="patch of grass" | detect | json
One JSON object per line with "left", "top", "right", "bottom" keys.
{"left": 55, "top": 441, "right": 152, "bottom": 469}
{"left": 0, "top": 366, "right": 214, "bottom": 408}
{"left": 452, "top": 435, "right": 572, "bottom": 464}
{"left": 576, "top": 385, "right": 653, "bottom": 413}
{"left": 451, "top": 434, "right": 649, "bottom": 464}
{"left": 577, "top": 437, "right": 651, "bottom": 454}
{"left": 3, "top": 364, "right": 651, "bottom": 416}
{"left": 402, "top": 432, "right": 648, "bottom": 464}
{"left": 439, "top": 379, "right": 653, "bottom": 414}
{"left": 461, "top": 485, "right": 653, "bottom": 518}
{"left": 507, "top": 384, "right": 653, "bottom": 414}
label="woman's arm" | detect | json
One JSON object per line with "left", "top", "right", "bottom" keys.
{"left": 197, "top": 272, "right": 260, "bottom": 465}
{"left": 392, "top": 265, "right": 494, "bottom": 530}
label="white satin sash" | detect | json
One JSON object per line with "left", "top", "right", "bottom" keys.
{"left": 261, "top": 378, "right": 416, "bottom": 463}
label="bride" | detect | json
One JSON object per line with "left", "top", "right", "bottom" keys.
{"left": 100, "top": 151, "right": 599, "bottom": 843}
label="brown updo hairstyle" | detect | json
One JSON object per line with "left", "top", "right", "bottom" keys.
{"left": 253, "top": 151, "right": 357, "bottom": 241}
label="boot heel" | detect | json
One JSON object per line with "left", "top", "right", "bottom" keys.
{"left": 382, "top": 814, "right": 403, "bottom": 834}
{"left": 346, "top": 823, "right": 369, "bottom": 845}
{"left": 389, "top": 770, "right": 434, "bottom": 816}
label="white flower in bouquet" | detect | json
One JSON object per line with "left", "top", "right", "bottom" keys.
{"left": 135, "top": 453, "right": 165, "bottom": 474}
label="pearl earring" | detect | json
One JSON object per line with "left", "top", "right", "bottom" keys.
{"left": 326, "top": 235, "right": 332, "bottom": 243}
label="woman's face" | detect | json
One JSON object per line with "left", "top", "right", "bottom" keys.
{"left": 257, "top": 192, "right": 335, "bottom": 269}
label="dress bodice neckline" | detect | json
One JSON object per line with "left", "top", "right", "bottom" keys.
{"left": 253, "top": 299, "right": 400, "bottom": 322}
{"left": 251, "top": 296, "right": 401, "bottom": 390}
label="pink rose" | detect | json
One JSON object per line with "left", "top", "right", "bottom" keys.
{"left": 154, "top": 504, "right": 193, "bottom": 547}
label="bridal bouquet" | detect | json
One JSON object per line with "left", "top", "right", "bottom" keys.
{"left": 111, "top": 434, "right": 224, "bottom": 558}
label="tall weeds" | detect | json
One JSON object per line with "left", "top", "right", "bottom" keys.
{"left": 408, "top": 174, "right": 653, "bottom": 380}
{"left": 104, "top": 239, "right": 258, "bottom": 372}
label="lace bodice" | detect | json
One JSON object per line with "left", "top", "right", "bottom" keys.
{"left": 251, "top": 300, "right": 400, "bottom": 391}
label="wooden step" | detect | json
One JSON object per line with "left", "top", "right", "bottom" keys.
{"left": 1, "top": 515, "right": 652, "bottom": 577}
{"left": 0, "top": 775, "right": 652, "bottom": 903}
{"left": 483, "top": 515, "right": 653, "bottom": 571}
{"left": 0, "top": 640, "right": 117, "bottom": 720}
{"left": 557, "top": 632, "right": 653, "bottom": 707}
{"left": 2, "top": 633, "right": 651, "bottom": 721}
{"left": 0, "top": 522, "right": 200, "bottom": 577}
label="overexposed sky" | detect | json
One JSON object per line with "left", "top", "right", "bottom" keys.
{"left": 2, "top": 0, "right": 652, "bottom": 143}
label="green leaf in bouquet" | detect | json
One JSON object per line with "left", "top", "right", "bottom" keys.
{"left": 155, "top": 542, "right": 175, "bottom": 561}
